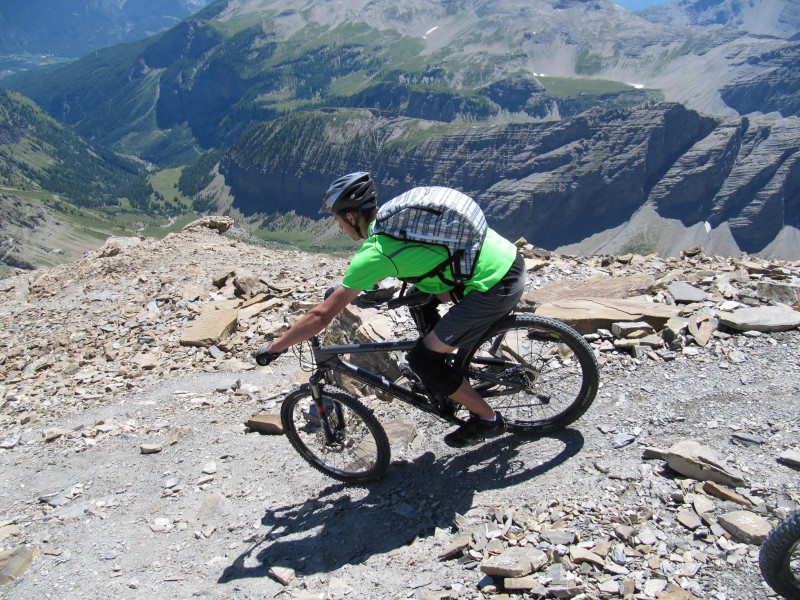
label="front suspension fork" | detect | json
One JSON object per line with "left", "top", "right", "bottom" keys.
{"left": 309, "top": 372, "right": 343, "bottom": 444}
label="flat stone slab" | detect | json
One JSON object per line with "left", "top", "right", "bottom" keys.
{"left": 717, "top": 306, "right": 800, "bottom": 332}
{"left": 194, "top": 491, "right": 233, "bottom": 526}
{"left": 646, "top": 440, "right": 747, "bottom": 488}
{"left": 535, "top": 298, "right": 681, "bottom": 334}
{"left": 540, "top": 528, "right": 576, "bottom": 545}
{"left": 480, "top": 546, "right": 548, "bottom": 578}
{"left": 180, "top": 308, "right": 238, "bottom": 347}
{"left": 0, "top": 545, "right": 35, "bottom": 584}
{"left": 244, "top": 413, "right": 283, "bottom": 435}
{"left": 383, "top": 419, "right": 417, "bottom": 447}
{"left": 437, "top": 534, "right": 470, "bottom": 560}
{"left": 667, "top": 281, "right": 708, "bottom": 303}
{"left": 778, "top": 449, "right": 800, "bottom": 467}
{"left": 523, "top": 273, "right": 654, "bottom": 305}
{"left": 718, "top": 510, "right": 771, "bottom": 544}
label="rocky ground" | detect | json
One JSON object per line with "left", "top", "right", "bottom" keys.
{"left": 0, "top": 217, "right": 799, "bottom": 600}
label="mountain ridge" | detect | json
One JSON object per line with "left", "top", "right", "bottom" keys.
{"left": 4, "top": 0, "right": 799, "bottom": 167}
{"left": 1, "top": 0, "right": 798, "bottom": 267}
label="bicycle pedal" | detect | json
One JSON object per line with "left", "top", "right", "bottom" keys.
{"left": 399, "top": 364, "right": 420, "bottom": 381}
{"left": 442, "top": 400, "right": 459, "bottom": 417}
{"left": 411, "top": 382, "right": 428, "bottom": 395}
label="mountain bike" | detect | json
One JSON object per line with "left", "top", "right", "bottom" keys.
{"left": 259, "top": 292, "right": 600, "bottom": 483}
{"left": 760, "top": 509, "right": 800, "bottom": 599}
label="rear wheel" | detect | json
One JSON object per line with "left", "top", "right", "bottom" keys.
{"left": 759, "top": 510, "right": 800, "bottom": 599}
{"left": 280, "top": 384, "right": 390, "bottom": 483}
{"left": 458, "top": 314, "right": 599, "bottom": 433}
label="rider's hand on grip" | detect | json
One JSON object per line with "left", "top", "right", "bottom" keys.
{"left": 255, "top": 343, "right": 284, "bottom": 366}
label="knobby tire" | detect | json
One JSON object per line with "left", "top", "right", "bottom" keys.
{"left": 760, "top": 510, "right": 800, "bottom": 599}
{"left": 459, "top": 313, "right": 599, "bottom": 433}
{"left": 280, "top": 384, "right": 390, "bottom": 484}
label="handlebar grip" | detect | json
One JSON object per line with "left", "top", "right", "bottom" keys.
{"left": 254, "top": 344, "right": 283, "bottom": 366}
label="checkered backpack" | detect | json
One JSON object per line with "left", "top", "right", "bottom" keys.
{"left": 373, "top": 187, "right": 488, "bottom": 287}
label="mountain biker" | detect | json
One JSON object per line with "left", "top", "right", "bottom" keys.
{"left": 256, "top": 172, "right": 526, "bottom": 447}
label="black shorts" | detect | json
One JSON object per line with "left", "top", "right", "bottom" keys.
{"left": 432, "top": 252, "right": 526, "bottom": 351}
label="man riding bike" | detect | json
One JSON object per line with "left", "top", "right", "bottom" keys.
{"left": 256, "top": 172, "right": 526, "bottom": 447}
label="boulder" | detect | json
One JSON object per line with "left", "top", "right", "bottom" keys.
{"left": 645, "top": 440, "right": 747, "bottom": 487}
{"left": 182, "top": 216, "right": 233, "bottom": 233}
{"left": 717, "top": 306, "right": 800, "bottom": 332}
{"left": 94, "top": 236, "right": 143, "bottom": 258}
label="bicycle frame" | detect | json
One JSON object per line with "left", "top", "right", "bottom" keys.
{"left": 278, "top": 298, "right": 600, "bottom": 481}
{"left": 304, "top": 337, "right": 462, "bottom": 426}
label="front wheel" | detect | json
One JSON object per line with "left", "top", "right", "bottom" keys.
{"left": 458, "top": 314, "right": 600, "bottom": 434}
{"left": 280, "top": 384, "right": 390, "bottom": 483}
{"left": 759, "top": 510, "right": 800, "bottom": 599}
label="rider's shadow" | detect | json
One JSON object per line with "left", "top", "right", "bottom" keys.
{"left": 219, "top": 429, "right": 584, "bottom": 583}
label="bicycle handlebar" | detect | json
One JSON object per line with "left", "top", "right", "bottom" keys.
{"left": 386, "top": 291, "right": 434, "bottom": 310}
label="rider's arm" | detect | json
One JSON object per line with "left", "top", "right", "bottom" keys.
{"left": 266, "top": 285, "right": 361, "bottom": 353}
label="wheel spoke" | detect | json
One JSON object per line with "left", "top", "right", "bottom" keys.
{"left": 461, "top": 315, "right": 599, "bottom": 433}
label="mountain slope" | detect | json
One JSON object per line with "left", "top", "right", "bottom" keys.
{"left": 0, "top": 89, "right": 140, "bottom": 206}
{"left": 5, "top": 0, "right": 798, "bottom": 166}
{"left": 216, "top": 104, "right": 800, "bottom": 258}
{"left": 0, "top": 192, "right": 130, "bottom": 276}
{"left": 638, "top": 0, "right": 800, "bottom": 39}
{"left": 0, "top": 0, "right": 215, "bottom": 58}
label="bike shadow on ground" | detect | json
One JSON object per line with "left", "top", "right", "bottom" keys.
{"left": 218, "top": 428, "right": 584, "bottom": 584}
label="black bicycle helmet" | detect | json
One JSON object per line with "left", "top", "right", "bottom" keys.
{"left": 320, "top": 172, "right": 377, "bottom": 215}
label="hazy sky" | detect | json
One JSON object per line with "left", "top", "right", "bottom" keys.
{"left": 614, "top": 0, "right": 669, "bottom": 9}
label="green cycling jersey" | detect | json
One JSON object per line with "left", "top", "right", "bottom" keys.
{"left": 342, "top": 221, "right": 518, "bottom": 296}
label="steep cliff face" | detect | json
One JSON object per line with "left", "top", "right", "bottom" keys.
{"left": 219, "top": 104, "right": 800, "bottom": 257}
{"left": 720, "top": 43, "right": 800, "bottom": 117}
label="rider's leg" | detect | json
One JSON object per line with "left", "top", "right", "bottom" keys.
{"left": 418, "top": 332, "right": 494, "bottom": 418}
{"left": 420, "top": 253, "right": 526, "bottom": 446}
{"left": 406, "top": 336, "right": 504, "bottom": 448}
